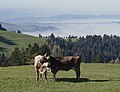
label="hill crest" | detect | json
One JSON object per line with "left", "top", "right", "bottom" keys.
{"left": 0, "top": 30, "right": 45, "bottom": 55}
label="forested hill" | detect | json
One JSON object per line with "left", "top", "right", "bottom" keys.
{"left": 0, "top": 30, "right": 47, "bottom": 66}
{"left": 0, "top": 31, "right": 120, "bottom": 66}
{"left": 47, "top": 34, "right": 120, "bottom": 64}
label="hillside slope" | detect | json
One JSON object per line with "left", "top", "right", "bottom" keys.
{"left": 0, "top": 30, "right": 45, "bottom": 55}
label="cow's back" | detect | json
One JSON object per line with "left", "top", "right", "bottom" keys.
{"left": 34, "top": 55, "right": 43, "bottom": 68}
{"left": 55, "top": 56, "right": 81, "bottom": 63}
{"left": 54, "top": 56, "right": 81, "bottom": 68}
{"left": 55, "top": 56, "right": 73, "bottom": 63}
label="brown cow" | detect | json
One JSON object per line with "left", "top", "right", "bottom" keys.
{"left": 43, "top": 55, "right": 81, "bottom": 81}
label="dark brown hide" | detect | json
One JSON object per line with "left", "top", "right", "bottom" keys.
{"left": 47, "top": 56, "right": 81, "bottom": 81}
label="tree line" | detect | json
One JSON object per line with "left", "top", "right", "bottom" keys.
{"left": 47, "top": 34, "right": 120, "bottom": 63}
{"left": 0, "top": 34, "right": 120, "bottom": 67}
{"left": 0, "top": 43, "right": 51, "bottom": 67}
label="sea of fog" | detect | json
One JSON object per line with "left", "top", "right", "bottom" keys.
{"left": 23, "top": 19, "right": 120, "bottom": 37}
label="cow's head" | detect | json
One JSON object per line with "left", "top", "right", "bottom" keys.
{"left": 39, "top": 53, "right": 51, "bottom": 64}
{"left": 39, "top": 56, "right": 47, "bottom": 64}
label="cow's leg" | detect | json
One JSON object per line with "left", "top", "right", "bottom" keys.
{"left": 44, "top": 71, "right": 47, "bottom": 81}
{"left": 36, "top": 70, "right": 39, "bottom": 81}
{"left": 53, "top": 74, "right": 56, "bottom": 81}
{"left": 52, "top": 70, "right": 58, "bottom": 81}
{"left": 74, "top": 68, "right": 80, "bottom": 80}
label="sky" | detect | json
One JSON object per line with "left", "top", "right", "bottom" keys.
{"left": 0, "top": 0, "right": 120, "bottom": 37}
{"left": 0, "top": 0, "right": 120, "bottom": 17}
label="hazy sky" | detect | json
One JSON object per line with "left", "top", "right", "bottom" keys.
{"left": 0, "top": 0, "right": 120, "bottom": 37}
{"left": 0, "top": 0, "right": 120, "bottom": 15}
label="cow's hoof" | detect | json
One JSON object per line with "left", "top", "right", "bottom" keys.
{"left": 52, "top": 79, "right": 56, "bottom": 82}
{"left": 76, "top": 78, "right": 80, "bottom": 81}
{"left": 36, "top": 79, "right": 39, "bottom": 81}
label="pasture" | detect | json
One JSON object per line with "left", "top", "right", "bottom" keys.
{"left": 0, "top": 63, "right": 120, "bottom": 92}
{"left": 0, "top": 30, "right": 45, "bottom": 55}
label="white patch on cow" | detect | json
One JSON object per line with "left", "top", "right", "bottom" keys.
{"left": 39, "top": 68, "right": 46, "bottom": 75}
{"left": 46, "top": 56, "right": 50, "bottom": 60}
{"left": 39, "top": 62, "right": 51, "bottom": 74}
{"left": 43, "top": 62, "right": 48, "bottom": 67}
{"left": 34, "top": 55, "right": 43, "bottom": 69}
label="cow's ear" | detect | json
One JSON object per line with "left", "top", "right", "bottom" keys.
{"left": 44, "top": 53, "right": 48, "bottom": 57}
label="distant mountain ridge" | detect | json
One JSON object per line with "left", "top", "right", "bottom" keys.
{"left": 2, "top": 13, "right": 120, "bottom": 23}
{"left": 52, "top": 14, "right": 120, "bottom": 19}
{"left": 0, "top": 21, "right": 58, "bottom": 33}
{"left": 1, "top": 14, "right": 120, "bottom": 37}
{"left": 3, "top": 14, "right": 120, "bottom": 23}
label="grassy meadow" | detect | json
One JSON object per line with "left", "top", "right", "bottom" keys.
{"left": 0, "top": 30, "right": 45, "bottom": 55}
{"left": 0, "top": 63, "right": 120, "bottom": 92}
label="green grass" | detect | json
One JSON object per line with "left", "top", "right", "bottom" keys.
{"left": 0, "top": 31, "right": 46, "bottom": 55}
{"left": 0, "top": 63, "right": 120, "bottom": 92}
